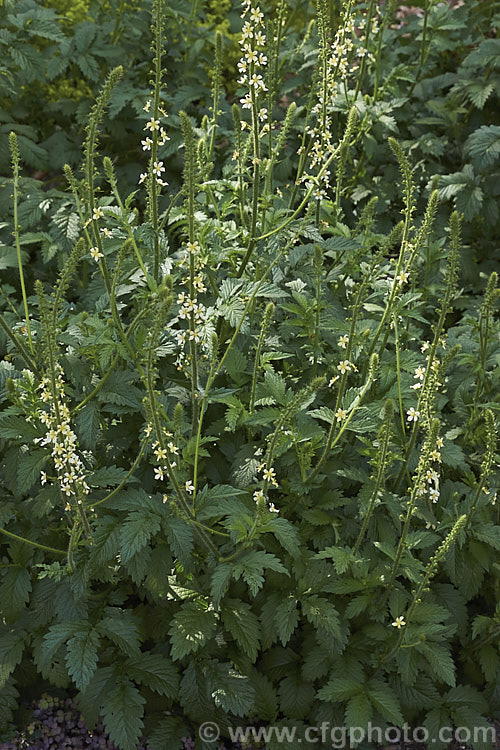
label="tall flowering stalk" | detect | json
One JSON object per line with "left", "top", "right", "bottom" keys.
{"left": 375, "top": 514, "right": 467, "bottom": 674}
{"left": 379, "top": 417, "right": 443, "bottom": 609}
{"left": 9, "top": 132, "right": 33, "bottom": 356}
{"left": 236, "top": 0, "right": 269, "bottom": 277}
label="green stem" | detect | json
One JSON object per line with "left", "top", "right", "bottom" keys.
{"left": 110, "top": 0, "right": 126, "bottom": 44}
{"left": 91, "top": 438, "right": 148, "bottom": 508}
{"left": 0, "top": 313, "right": 39, "bottom": 376}
{"left": 145, "top": 338, "right": 218, "bottom": 557}
{"left": 71, "top": 308, "right": 147, "bottom": 415}
{"left": 306, "top": 356, "right": 378, "bottom": 483}
{"left": 353, "top": 0, "right": 377, "bottom": 101}
{"left": 0, "top": 526, "right": 65, "bottom": 555}
{"left": 11, "top": 143, "right": 33, "bottom": 355}
{"left": 393, "top": 313, "right": 408, "bottom": 453}
{"left": 236, "top": 86, "right": 261, "bottom": 279}
{"left": 352, "top": 422, "right": 391, "bottom": 556}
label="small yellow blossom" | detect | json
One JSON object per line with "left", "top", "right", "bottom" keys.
{"left": 89, "top": 247, "right": 104, "bottom": 262}
{"left": 392, "top": 616, "right": 406, "bottom": 629}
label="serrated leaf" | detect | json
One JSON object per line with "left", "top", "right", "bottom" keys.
{"left": 205, "top": 662, "right": 255, "bottom": 716}
{"left": 210, "top": 563, "right": 233, "bottom": 608}
{"left": 474, "top": 524, "right": 500, "bottom": 550}
{"left": 120, "top": 510, "right": 161, "bottom": 563}
{"left": 465, "top": 125, "right": 500, "bottom": 169}
{"left": 126, "top": 653, "right": 179, "bottom": 698}
{"left": 168, "top": 602, "right": 218, "bottom": 660}
{"left": 278, "top": 673, "right": 315, "bottom": 719}
{"left": 65, "top": 625, "right": 100, "bottom": 692}
{"left": 315, "top": 545, "right": 353, "bottom": 573}
{"left": 259, "top": 517, "right": 300, "bottom": 558}
{"left": 0, "top": 678, "right": 19, "bottom": 729}
{"left": 317, "top": 676, "right": 364, "bottom": 702}
{"left": 221, "top": 600, "right": 261, "bottom": 662}
{"left": 418, "top": 642, "right": 456, "bottom": 686}
{"left": 89, "top": 517, "right": 121, "bottom": 567}
{"left": 148, "top": 716, "right": 187, "bottom": 750}
{"left": 16, "top": 449, "right": 48, "bottom": 494}
{"left": 101, "top": 673, "right": 145, "bottom": 750}
{"left": 366, "top": 679, "right": 404, "bottom": 725}
{"left": 250, "top": 671, "right": 279, "bottom": 721}
{"left": 0, "top": 566, "right": 31, "bottom": 619}
{"left": 477, "top": 645, "right": 499, "bottom": 683}
{"left": 345, "top": 692, "right": 373, "bottom": 729}
{"left": 97, "top": 609, "right": 142, "bottom": 657}
{"left": 274, "top": 597, "right": 299, "bottom": 646}
{"left": 263, "top": 370, "right": 287, "bottom": 405}
{"left": 164, "top": 517, "right": 193, "bottom": 569}
{"left": 40, "top": 622, "right": 77, "bottom": 670}
{"left": 0, "top": 629, "right": 25, "bottom": 689}
{"left": 87, "top": 465, "right": 129, "bottom": 488}
{"left": 0, "top": 413, "right": 39, "bottom": 440}
{"left": 302, "top": 595, "right": 341, "bottom": 638}
{"left": 74, "top": 402, "right": 100, "bottom": 449}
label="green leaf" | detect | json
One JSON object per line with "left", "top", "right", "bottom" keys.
{"left": 259, "top": 517, "right": 300, "bottom": 557}
{"left": 205, "top": 662, "right": 255, "bottom": 716}
{"left": 40, "top": 622, "right": 77, "bottom": 670}
{"left": 263, "top": 370, "right": 287, "bottom": 405}
{"left": 278, "top": 673, "right": 315, "bottom": 719}
{"left": 315, "top": 545, "right": 353, "bottom": 573}
{"left": 210, "top": 563, "right": 233, "bottom": 608}
{"left": 443, "top": 685, "right": 488, "bottom": 712}
{"left": 478, "top": 644, "right": 499, "bottom": 682}
{"left": 65, "top": 625, "right": 100, "bottom": 692}
{"left": 474, "top": 524, "right": 500, "bottom": 550}
{"left": 87, "top": 465, "right": 129, "bottom": 488}
{"left": 0, "top": 566, "right": 32, "bottom": 619}
{"left": 164, "top": 517, "right": 193, "bottom": 569}
{"left": 126, "top": 653, "right": 179, "bottom": 698}
{"left": 16, "top": 449, "right": 48, "bottom": 494}
{"left": 0, "top": 628, "right": 25, "bottom": 689}
{"left": 148, "top": 716, "right": 187, "bottom": 750}
{"left": 101, "top": 673, "right": 145, "bottom": 750}
{"left": 366, "top": 679, "right": 405, "bottom": 725}
{"left": 0, "top": 678, "right": 19, "bottom": 730}
{"left": 302, "top": 595, "right": 341, "bottom": 638}
{"left": 0, "top": 413, "right": 39, "bottom": 440}
{"left": 97, "top": 609, "right": 142, "bottom": 657}
{"left": 89, "top": 517, "right": 121, "bottom": 567}
{"left": 168, "top": 602, "right": 218, "bottom": 660}
{"left": 418, "top": 642, "right": 456, "bottom": 686}
{"left": 120, "top": 510, "right": 161, "bottom": 563}
{"left": 345, "top": 692, "right": 373, "bottom": 729}
{"left": 74, "top": 402, "right": 100, "bottom": 450}
{"left": 250, "top": 671, "right": 279, "bottom": 721}
{"left": 221, "top": 599, "right": 261, "bottom": 662}
{"left": 273, "top": 597, "right": 300, "bottom": 647}
{"left": 317, "top": 676, "right": 364, "bottom": 702}
{"left": 232, "top": 550, "right": 289, "bottom": 596}
{"left": 465, "top": 125, "right": 500, "bottom": 169}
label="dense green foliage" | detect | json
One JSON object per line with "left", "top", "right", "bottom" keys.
{"left": 0, "top": 0, "right": 499, "bottom": 748}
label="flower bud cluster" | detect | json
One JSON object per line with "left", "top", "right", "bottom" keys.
{"left": 35, "top": 365, "right": 89, "bottom": 509}
{"left": 169, "top": 242, "right": 216, "bottom": 374}
{"left": 305, "top": 9, "right": 356, "bottom": 184}
{"left": 144, "top": 422, "right": 179, "bottom": 482}
{"left": 138, "top": 99, "right": 170, "bottom": 188}
{"left": 238, "top": 1, "right": 269, "bottom": 138}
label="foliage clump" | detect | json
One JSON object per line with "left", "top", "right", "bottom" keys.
{"left": 0, "top": 1, "right": 498, "bottom": 750}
